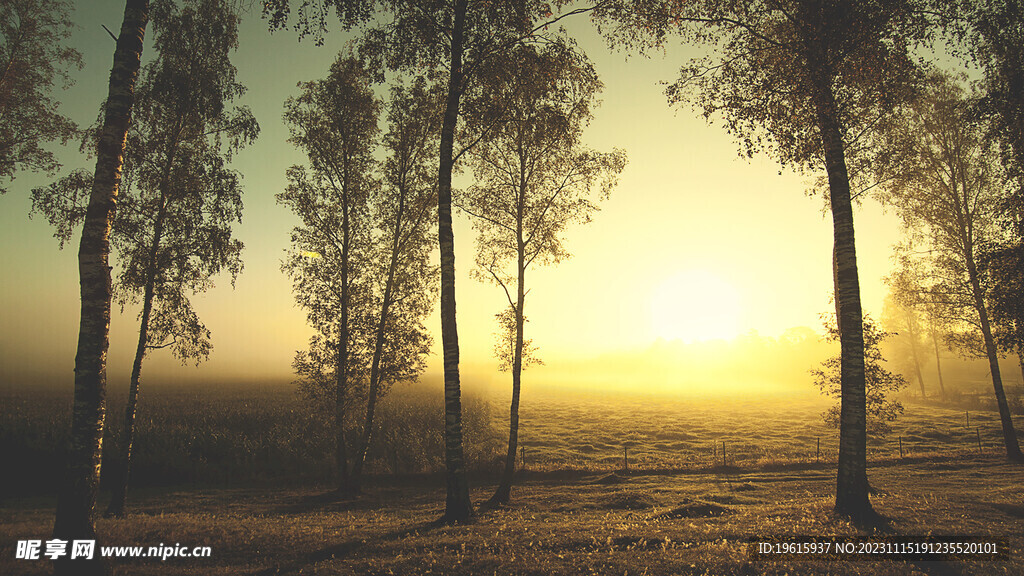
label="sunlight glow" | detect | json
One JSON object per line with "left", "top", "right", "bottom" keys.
{"left": 649, "top": 269, "right": 742, "bottom": 343}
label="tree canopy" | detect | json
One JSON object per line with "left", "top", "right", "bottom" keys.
{"left": 876, "top": 70, "right": 1023, "bottom": 461}
{"left": 593, "top": 0, "right": 935, "bottom": 524}
{"left": 0, "top": 0, "right": 82, "bottom": 194}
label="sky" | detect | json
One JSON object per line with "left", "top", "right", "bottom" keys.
{"left": 0, "top": 1, "right": 922, "bottom": 395}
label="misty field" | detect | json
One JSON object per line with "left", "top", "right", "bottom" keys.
{"left": 3, "top": 384, "right": 1023, "bottom": 575}
{"left": 5, "top": 384, "right": 1020, "bottom": 493}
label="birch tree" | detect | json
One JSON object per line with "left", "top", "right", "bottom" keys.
{"left": 878, "top": 72, "right": 1023, "bottom": 461}
{"left": 350, "top": 78, "right": 439, "bottom": 492}
{"left": 50, "top": 1, "right": 149, "bottom": 574}
{"left": 459, "top": 43, "right": 624, "bottom": 506}
{"left": 881, "top": 293, "right": 928, "bottom": 399}
{"left": 33, "top": 0, "right": 256, "bottom": 518}
{"left": 264, "top": 0, "right": 597, "bottom": 522}
{"left": 280, "top": 54, "right": 379, "bottom": 494}
{"left": 887, "top": 256, "right": 949, "bottom": 398}
{"left": 595, "top": 0, "right": 931, "bottom": 523}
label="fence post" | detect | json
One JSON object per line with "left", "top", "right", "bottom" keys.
{"left": 976, "top": 427, "right": 982, "bottom": 453}
{"left": 899, "top": 436, "right": 903, "bottom": 459}
{"left": 521, "top": 445, "right": 526, "bottom": 470}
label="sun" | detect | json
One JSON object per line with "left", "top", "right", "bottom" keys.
{"left": 649, "top": 269, "right": 742, "bottom": 343}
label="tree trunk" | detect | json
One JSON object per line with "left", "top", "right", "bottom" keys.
{"left": 337, "top": 189, "right": 353, "bottom": 493}
{"left": 105, "top": 198, "right": 166, "bottom": 518}
{"left": 812, "top": 70, "right": 873, "bottom": 522}
{"left": 438, "top": 0, "right": 473, "bottom": 524}
{"left": 905, "top": 311, "right": 926, "bottom": 399}
{"left": 932, "top": 329, "right": 946, "bottom": 398}
{"left": 490, "top": 234, "right": 526, "bottom": 506}
{"left": 965, "top": 255, "right": 1023, "bottom": 461}
{"left": 352, "top": 184, "right": 407, "bottom": 491}
{"left": 335, "top": 335, "right": 350, "bottom": 492}
{"left": 53, "top": 1, "right": 148, "bottom": 574}
{"left": 105, "top": 285, "right": 152, "bottom": 518}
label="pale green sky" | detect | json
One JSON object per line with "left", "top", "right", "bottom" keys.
{"left": 1, "top": 1, "right": 913, "bottom": 392}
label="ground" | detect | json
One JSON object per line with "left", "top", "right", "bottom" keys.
{"left": 2, "top": 454, "right": 1022, "bottom": 575}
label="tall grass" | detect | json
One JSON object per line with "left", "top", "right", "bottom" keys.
{"left": 0, "top": 384, "right": 504, "bottom": 496}
{"left": 3, "top": 384, "right": 1021, "bottom": 497}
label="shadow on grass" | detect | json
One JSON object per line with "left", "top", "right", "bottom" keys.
{"left": 257, "top": 518, "right": 447, "bottom": 576}
{"left": 860, "top": 511, "right": 964, "bottom": 576}
{"left": 271, "top": 489, "right": 382, "bottom": 515}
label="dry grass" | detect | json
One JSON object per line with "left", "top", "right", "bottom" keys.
{"left": 3, "top": 387, "right": 1023, "bottom": 574}
{"left": 2, "top": 456, "right": 1022, "bottom": 575}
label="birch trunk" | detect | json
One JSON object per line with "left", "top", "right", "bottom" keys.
{"left": 905, "top": 311, "right": 926, "bottom": 399}
{"left": 105, "top": 197, "right": 165, "bottom": 518}
{"left": 965, "top": 251, "right": 1023, "bottom": 460}
{"left": 932, "top": 330, "right": 946, "bottom": 398}
{"left": 438, "top": 0, "right": 473, "bottom": 523}
{"left": 53, "top": 1, "right": 148, "bottom": 573}
{"left": 352, "top": 185, "right": 406, "bottom": 491}
{"left": 107, "top": 111, "right": 182, "bottom": 516}
{"left": 490, "top": 232, "right": 526, "bottom": 506}
{"left": 337, "top": 184, "right": 353, "bottom": 493}
{"left": 812, "top": 67, "right": 873, "bottom": 521}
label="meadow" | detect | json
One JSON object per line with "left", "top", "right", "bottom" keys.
{"left": 2, "top": 383, "right": 1023, "bottom": 575}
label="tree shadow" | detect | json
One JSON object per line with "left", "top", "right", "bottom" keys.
{"left": 271, "top": 489, "right": 374, "bottom": 515}
{"left": 849, "top": 511, "right": 964, "bottom": 576}
{"left": 257, "top": 519, "right": 445, "bottom": 576}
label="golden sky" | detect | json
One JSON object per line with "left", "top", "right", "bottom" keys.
{"left": 0, "top": 2, "right": 914, "bottom": 394}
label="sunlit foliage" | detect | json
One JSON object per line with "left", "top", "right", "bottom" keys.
{"left": 813, "top": 315, "right": 906, "bottom": 435}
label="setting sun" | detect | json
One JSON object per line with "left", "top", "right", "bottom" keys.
{"left": 649, "top": 269, "right": 742, "bottom": 343}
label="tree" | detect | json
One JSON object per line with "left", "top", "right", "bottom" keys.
{"left": 877, "top": 71, "right": 1023, "bottom": 461}
{"left": 0, "top": 0, "right": 82, "bottom": 194}
{"left": 458, "top": 43, "right": 625, "bottom": 506}
{"left": 955, "top": 0, "right": 1024, "bottom": 199}
{"left": 106, "top": 0, "right": 254, "bottom": 517}
{"left": 880, "top": 293, "right": 927, "bottom": 399}
{"left": 33, "top": 0, "right": 256, "bottom": 518}
{"left": 264, "top": 0, "right": 595, "bottom": 523}
{"left": 813, "top": 314, "right": 907, "bottom": 436}
{"left": 348, "top": 78, "right": 439, "bottom": 492}
{"left": 280, "top": 54, "right": 379, "bottom": 494}
{"left": 888, "top": 254, "right": 949, "bottom": 398}
{"left": 980, "top": 244, "right": 1024, "bottom": 379}
{"left": 595, "top": 0, "right": 930, "bottom": 522}
{"left": 954, "top": 0, "right": 1024, "bottom": 386}
{"left": 49, "top": 0, "right": 149, "bottom": 574}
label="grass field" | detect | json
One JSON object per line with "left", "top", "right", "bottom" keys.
{"left": 2, "top": 385, "right": 1023, "bottom": 575}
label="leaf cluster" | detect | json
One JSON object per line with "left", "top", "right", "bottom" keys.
{"left": 875, "top": 72, "right": 1013, "bottom": 359}
{"left": 979, "top": 242, "right": 1024, "bottom": 354}
{"left": 812, "top": 314, "right": 907, "bottom": 435}
{"left": 460, "top": 42, "right": 625, "bottom": 304}
{"left": 0, "top": 0, "right": 82, "bottom": 194}
{"left": 492, "top": 306, "right": 542, "bottom": 372}
{"left": 603, "top": 0, "right": 931, "bottom": 180}
{"left": 280, "top": 55, "right": 440, "bottom": 405}
{"left": 264, "top": 0, "right": 589, "bottom": 99}
{"left": 31, "top": 0, "right": 257, "bottom": 364}
{"left": 949, "top": 0, "right": 1024, "bottom": 202}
